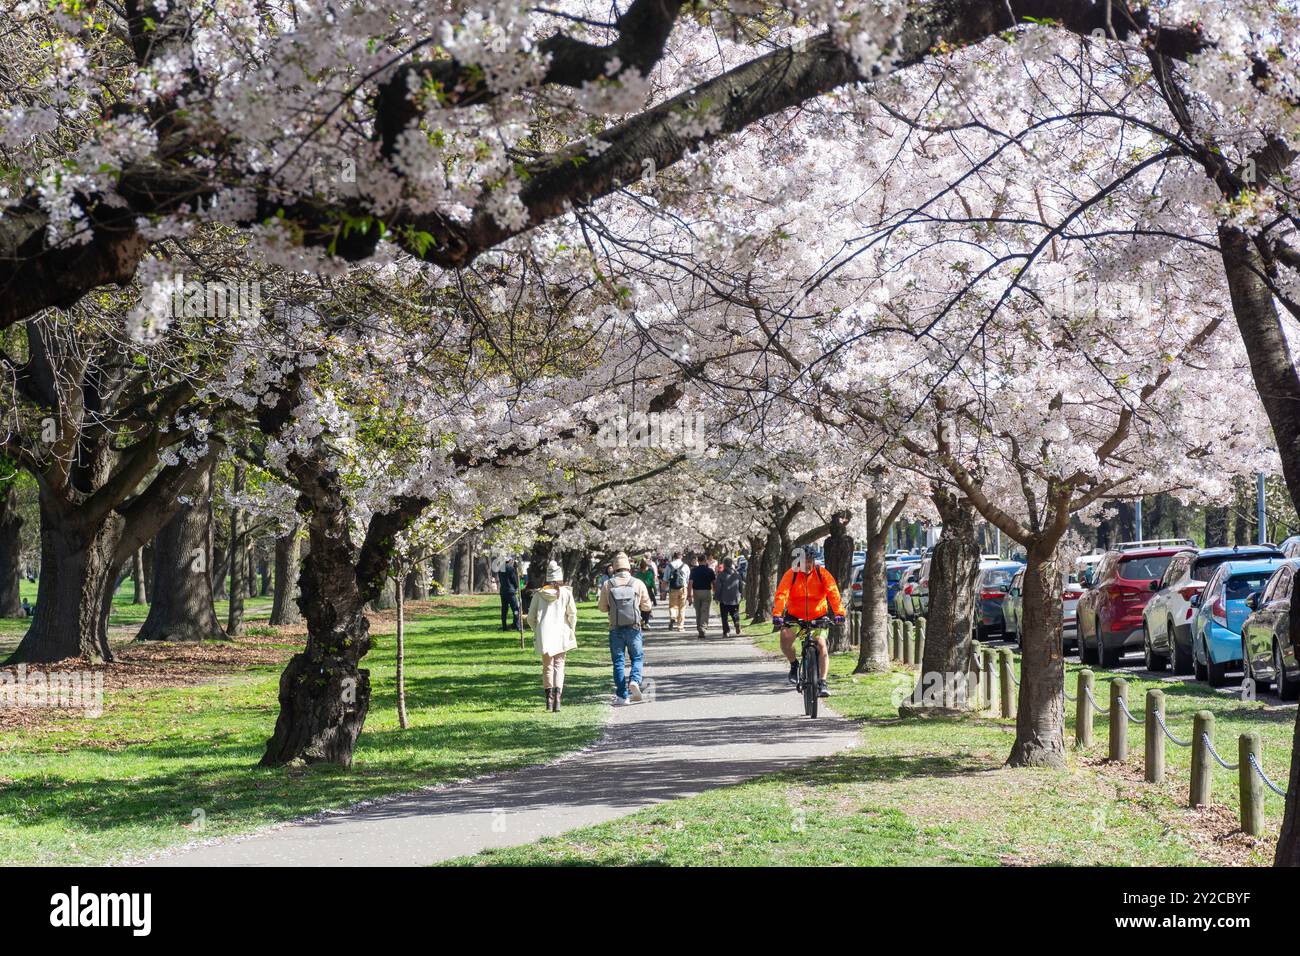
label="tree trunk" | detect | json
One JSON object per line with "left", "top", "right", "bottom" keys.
{"left": 131, "top": 548, "right": 147, "bottom": 604}
{"left": 7, "top": 490, "right": 123, "bottom": 662}
{"left": 901, "top": 489, "right": 980, "bottom": 715}
{"left": 1008, "top": 544, "right": 1066, "bottom": 768}
{"left": 270, "top": 524, "right": 303, "bottom": 625}
{"left": 743, "top": 533, "right": 763, "bottom": 618}
{"left": 403, "top": 566, "right": 423, "bottom": 601}
{"left": 855, "top": 497, "right": 894, "bottom": 673}
{"left": 259, "top": 552, "right": 272, "bottom": 596}
{"left": 0, "top": 481, "right": 22, "bottom": 617}
{"left": 431, "top": 550, "right": 450, "bottom": 595}
{"left": 823, "top": 510, "right": 854, "bottom": 652}
{"left": 750, "top": 524, "right": 780, "bottom": 623}
{"left": 137, "top": 462, "right": 224, "bottom": 643}
{"left": 226, "top": 461, "right": 247, "bottom": 636}
{"left": 1214, "top": 223, "right": 1300, "bottom": 865}
{"left": 1204, "top": 505, "right": 1229, "bottom": 547}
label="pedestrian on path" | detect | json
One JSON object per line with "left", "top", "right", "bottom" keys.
{"left": 635, "top": 558, "right": 657, "bottom": 627}
{"left": 597, "top": 551, "right": 652, "bottom": 704}
{"left": 665, "top": 551, "right": 690, "bottom": 631}
{"left": 528, "top": 561, "right": 578, "bottom": 711}
{"left": 714, "top": 557, "right": 743, "bottom": 637}
{"left": 497, "top": 558, "right": 520, "bottom": 631}
{"left": 687, "top": 553, "right": 716, "bottom": 639}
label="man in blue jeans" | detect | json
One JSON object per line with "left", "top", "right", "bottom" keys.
{"left": 597, "top": 551, "right": 653, "bottom": 704}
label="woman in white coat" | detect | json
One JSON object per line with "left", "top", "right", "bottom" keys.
{"left": 528, "top": 561, "right": 578, "bottom": 711}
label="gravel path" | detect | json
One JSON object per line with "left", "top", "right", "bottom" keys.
{"left": 147, "top": 606, "right": 859, "bottom": 866}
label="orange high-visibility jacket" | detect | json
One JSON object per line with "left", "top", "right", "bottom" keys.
{"left": 772, "top": 566, "right": 845, "bottom": 621}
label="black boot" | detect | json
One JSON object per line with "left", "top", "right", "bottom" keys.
{"left": 553, "top": 687, "right": 562, "bottom": 711}
{"left": 545, "top": 688, "right": 554, "bottom": 711}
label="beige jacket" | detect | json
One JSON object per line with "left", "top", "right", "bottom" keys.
{"left": 597, "top": 571, "right": 653, "bottom": 627}
{"left": 528, "top": 584, "right": 578, "bottom": 656}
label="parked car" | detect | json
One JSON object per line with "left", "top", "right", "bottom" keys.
{"left": 973, "top": 560, "right": 1024, "bottom": 640}
{"left": 1189, "top": 559, "right": 1283, "bottom": 687}
{"left": 893, "top": 564, "right": 922, "bottom": 620}
{"left": 1076, "top": 541, "right": 1196, "bottom": 667}
{"left": 1002, "top": 569, "right": 1081, "bottom": 649}
{"left": 1143, "top": 544, "right": 1283, "bottom": 673}
{"left": 1241, "top": 558, "right": 1300, "bottom": 700}
{"left": 1280, "top": 535, "right": 1300, "bottom": 559}
{"left": 1076, "top": 552, "right": 1106, "bottom": 588}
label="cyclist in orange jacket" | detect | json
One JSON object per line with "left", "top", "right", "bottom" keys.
{"left": 772, "top": 545, "right": 845, "bottom": 697}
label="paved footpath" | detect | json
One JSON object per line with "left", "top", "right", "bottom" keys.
{"left": 148, "top": 606, "right": 859, "bottom": 866}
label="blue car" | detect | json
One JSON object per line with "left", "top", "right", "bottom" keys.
{"left": 1190, "top": 558, "right": 1284, "bottom": 687}
{"left": 885, "top": 561, "right": 911, "bottom": 606}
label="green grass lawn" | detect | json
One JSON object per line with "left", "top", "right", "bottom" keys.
{"left": 451, "top": 631, "right": 1295, "bottom": 867}
{"left": 0, "top": 596, "right": 612, "bottom": 865}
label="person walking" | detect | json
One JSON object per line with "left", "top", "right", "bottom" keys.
{"left": 687, "top": 553, "right": 716, "bottom": 639}
{"left": 497, "top": 558, "right": 520, "bottom": 631}
{"left": 528, "top": 561, "right": 578, "bottom": 711}
{"left": 598, "top": 552, "right": 653, "bottom": 704}
{"left": 635, "top": 557, "right": 657, "bottom": 627}
{"left": 664, "top": 551, "right": 690, "bottom": 631}
{"left": 714, "top": 557, "right": 743, "bottom": 637}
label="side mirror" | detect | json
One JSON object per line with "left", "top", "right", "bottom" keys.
{"left": 1149, "top": 579, "right": 1160, "bottom": 592}
{"left": 1190, "top": 593, "right": 1201, "bottom": 608}
{"left": 1245, "top": 593, "right": 1258, "bottom": 611}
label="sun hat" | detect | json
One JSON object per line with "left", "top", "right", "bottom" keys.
{"left": 611, "top": 551, "right": 632, "bottom": 572}
{"left": 547, "top": 561, "right": 563, "bottom": 583}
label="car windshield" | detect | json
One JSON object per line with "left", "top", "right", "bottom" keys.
{"left": 981, "top": 569, "right": 1013, "bottom": 588}
{"left": 1226, "top": 573, "right": 1273, "bottom": 600}
{"left": 886, "top": 568, "right": 902, "bottom": 583}
{"left": 1119, "top": 555, "right": 1174, "bottom": 581}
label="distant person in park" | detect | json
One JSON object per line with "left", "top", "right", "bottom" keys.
{"left": 635, "top": 558, "right": 657, "bottom": 626}
{"left": 664, "top": 551, "right": 690, "bottom": 630}
{"left": 737, "top": 553, "right": 748, "bottom": 587}
{"left": 687, "top": 553, "right": 716, "bottom": 639}
{"left": 20, "top": 597, "right": 32, "bottom": 617}
{"left": 714, "top": 557, "right": 743, "bottom": 637}
{"left": 598, "top": 551, "right": 653, "bottom": 704}
{"left": 772, "top": 545, "right": 845, "bottom": 698}
{"left": 528, "top": 561, "right": 578, "bottom": 712}
{"left": 497, "top": 558, "right": 520, "bottom": 631}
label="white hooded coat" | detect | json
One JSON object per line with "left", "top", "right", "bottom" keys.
{"left": 528, "top": 584, "right": 578, "bottom": 656}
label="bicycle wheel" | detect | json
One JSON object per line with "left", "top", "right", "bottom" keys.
{"left": 803, "top": 642, "right": 819, "bottom": 718}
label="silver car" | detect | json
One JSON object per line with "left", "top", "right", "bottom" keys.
{"left": 1002, "top": 570, "right": 1081, "bottom": 649}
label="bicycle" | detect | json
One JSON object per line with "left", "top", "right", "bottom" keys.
{"left": 782, "top": 615, "right": 834, "bottom": 718}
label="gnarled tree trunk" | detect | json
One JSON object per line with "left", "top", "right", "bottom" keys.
{"left": 0, "top": 480, "right": 22, "bottom": 618}
{"left": 856, "top": 494, "right": 907, "bottom": 673}
{"left": 823, "top": 510, "right": 853, "bottom": 652}
{"left": 1008, "top": 545, "right": 1066, "bottom": 767}
{"left": 269, "top": 524, "right": 302, "bottom": 625}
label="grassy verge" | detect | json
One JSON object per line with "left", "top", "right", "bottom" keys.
{"left": 0, "top": 596, "right": 611, "bottom": 865}
{"left": 450, "top": 630, "right": 1290, "bottom": 866}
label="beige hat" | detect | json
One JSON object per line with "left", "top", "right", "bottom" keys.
{"left": 611, "top": 551, "right": 632, "bottom": 572}
{"left": 547, "top": 561, "right": 563, "bottom": 583}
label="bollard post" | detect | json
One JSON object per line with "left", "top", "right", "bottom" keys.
{"left": 1145, "top": 689, "right": 1165, "bottom": 783}
{"left": 998, "top": 649, "right": 1015, "bottom": 718}
{"left": 913, "top": 625, "right": 924, "bottom": 667}
{"left": 982, "top": 647, "right": 996, "bottom": 714}
{"left": 902, "top": 622, "right": 914, "bottom": 665}
{"left": 890, "top": 620, "right": 900, "bottom": 660}
{"left": 1108, "top": 678, "right": 1129, "bottom": 762}
{"left": 1076, "top": 670, "right": 1094, "bottom": 748}
{"left": 1189, "top": 710, "right": 1215, "bottom": 807}
{"left": 1239, "top": 732, "right": 1264, "bottom": 837}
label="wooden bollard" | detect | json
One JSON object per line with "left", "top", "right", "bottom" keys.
{"left": 1239, "top": 732, "right": 1264, "bottom": 837}
{"left": 1108, "top": 678, "right": 1129, "bottom": 761}
{"left": 998, "top": 649, "right": 1015, "bottom": 718}
{"left": 1145, "top": 689, "right": 1165, "bottom": 783}
{"left": 913, "top": 623, "right": 924, "bottom": 666}
{"left": 970, "top": 642, "right": 983, "bottom": 707}
{"left": 903, "top": 622, "right": 915, "bottom": 665}
{"left": 1189, "top": 710, "right": 1215, "bottom": 807}
{"left": 982, "top": 647, "right": 996, "bottom": 713}
{"left": 1076, "top": 670, "right": 1095, "bottom": 748}
{"left": 889, "top": 620, "right": 900, "bottom": 659}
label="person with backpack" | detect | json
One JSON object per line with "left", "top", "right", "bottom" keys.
{"left": 528, "top": 561, "right": 578, "bottom": 711}
{"left": 664, "top": 551, "right": 691, "bottom": 630}
{"left": 714, "top": 557, "right": 743, "bottom": 637}
{"left": 496, "top": 558, "right": 520, "bottom": 631}
{"left": 687, "top": 554, "right": 717, "bottom": 639}
{"left": 597, "top": 551, "right": 653, "bottom": 704}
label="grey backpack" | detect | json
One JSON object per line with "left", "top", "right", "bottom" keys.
{"left": 609, "top": 578, "right": 641, "bottom": 627}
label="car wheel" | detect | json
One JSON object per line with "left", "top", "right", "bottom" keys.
{"left": 1276, "top": 642, "right": 1300, "bottom": 702}
{"left": 1172, "top": 632, "right": 1194, "bottom": 676}
{"left": 1205, "top": 643, "right": 1228, "bottom": 688}
{"left": 1193, "top": 636, "right": 1208, "bottom": 682}
{"left": 1144, "top": 624, "right": 1167, "bottom": 671}
{"left": 1099, "top": 634, "right": 1121, "bottom": 668}
{"left": 1241, "top": 636, "right": 1253, "bottom": 684}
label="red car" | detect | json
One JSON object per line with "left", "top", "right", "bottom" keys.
{"left": 1075, "top": 541, "right": 1196, "bottom": 667}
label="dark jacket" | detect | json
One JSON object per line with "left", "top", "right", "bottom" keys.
{"left": 497, "top": 565, "right": 519, "bottom": 594}
{"left": 714, "top": 569, "right": 742, "bottom": 605}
